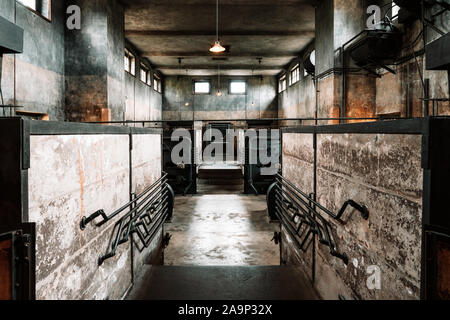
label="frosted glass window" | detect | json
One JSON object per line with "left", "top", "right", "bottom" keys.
{"left": 230, "top": 81, "right": 247, "bottom": 94}
{"left": 194, "top": 81, "right": 211, "bottom": 94}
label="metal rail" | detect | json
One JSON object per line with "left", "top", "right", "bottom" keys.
{"left": 80, "top": 173, "right": 175, "bottom": 266}
{"left": 87, "top": 117, "right": 404, "bottom": 125}
{"left": 267, "top": 174, "right": 369, "bottom": 265}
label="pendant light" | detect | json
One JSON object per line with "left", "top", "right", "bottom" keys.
{"left": 185, "top": 68, "right": 190, "bottom": 107}
{"left": 251, "top": 68, "right": 255, "bottom": 107}
{"left": 210, "top": 0, "right": 226, "bottom": 53}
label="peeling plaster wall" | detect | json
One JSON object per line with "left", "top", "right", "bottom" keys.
{"left": 0, "top": 0, "right": 65, "bottom": 120}
{"left": 281, "top": 132, "right": 423, "bottom": 300}
{"left": 163, "top": 76, "right": 278, "bottom": 121}
{"left": 27, "top": 131, "right": 163, "bottom": 300}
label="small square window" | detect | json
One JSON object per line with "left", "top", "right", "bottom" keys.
{"left": 391, "top": 1, "right": 400, "bottom": 20}
{"left": 154, "top": 74, "right": 162, "bottom": 93}
{"left": 278, "top": 75, "right": 287, "bottom": 93}
{"left": 194, "top": 81, "right": 211, "bottom": 94}
{"left": 289, "top": 64, "right": 300, "bottom": 86}
{"left": 124, "top": 49, "right": 136, "bottom": 76}
{"left": 140, "top": 65, "right": 150, "bottom": 85}
{"left": 17, "top": 0, "right": 52, "bottom": 21}
{"left": 229, "top": 81, "right": 247, "bottom": 94}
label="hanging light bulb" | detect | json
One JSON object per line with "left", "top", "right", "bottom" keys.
{"left": 251, "top": 68, "right": 255, "bottom": 106}
{"left": 185, "top": 68, "right": 190, "bottom": 107}
{"left": 210, "top": 41, "right": 226, "bottom": 53}
{"left": 209, "top": 0, "right": 226, "bottom": 53}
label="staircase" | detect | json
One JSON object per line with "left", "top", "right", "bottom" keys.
{"left": 197, "top": 163, "right": 244, "bottom": 194}
{"left": 126, "top": 265, "right": 320, "bottom": 300}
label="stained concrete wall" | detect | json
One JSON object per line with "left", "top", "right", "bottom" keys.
{"left": 278, "top": 56, "right": 316, "bottom": 122}
{"left": 0, "top": 0, "right": 65, "bottom": 120}
{"left": 163, "top": 76, "right": 278, "bottom": 120}
{"left": 124, "top": 44, "right": 163, "bottom": 124}
{"left": 27, "top": 130, "right": 162, "bottom": 300}
{"left": 281, "top": 131, "right": 423, "bottom": 300}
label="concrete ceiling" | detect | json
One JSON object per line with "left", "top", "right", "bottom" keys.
{"left": 122, "top": 0, "right": 316, "bottom": 76}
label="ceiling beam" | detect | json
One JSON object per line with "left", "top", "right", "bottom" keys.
{"left": 125, "top": 30, "right": 315, "bottom": 37}
{"left": 156, "top": 65, "right": 282, "bottom": 70}
{"left": 142, "top": 51, "right": 298, "bottom": 58}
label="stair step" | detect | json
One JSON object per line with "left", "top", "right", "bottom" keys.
{"left": 126, "top": 266, "right": 320, "bottom": 300}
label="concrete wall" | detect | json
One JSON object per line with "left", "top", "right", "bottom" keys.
{"left": 131, "top": 134, "right": 163, "bottom": 274}
{"left": 163, "top": 76, "right": 278, "bottom": 120}
{"left": 27, "top": 130, "right": 162, "bottom": 300}
{"left": 1, "top": 0, "right": 65, "bottom": 120}
{"left": 281, "top": 131, "right": 423, "bottom": 300}
{"left": 124, "top": 44, "right": 163, "bottom": 124}
{"left": 278, "top": 57, "right": 316, "bottom": 122}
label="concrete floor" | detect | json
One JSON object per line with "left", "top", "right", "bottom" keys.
{"left": 164, "top": 195, "right": 280, "bottom": 266}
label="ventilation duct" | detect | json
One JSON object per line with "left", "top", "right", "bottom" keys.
{"left": 394, "top": 0, "right": 422, "bottom": 23}
{"left": 349, "top": 22, "right": 403, "bottom": 68}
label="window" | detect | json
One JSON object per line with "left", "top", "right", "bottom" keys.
{"left": 153, "top": 74, "right": 162, "bottom": 93}
{"left": 194, "top": 80, "right": 211, "bottom": 94}
{"left": 124, "top": 49, "right": 135, "bottom": 76}
{"left": 140, "top": 65, "right": 151, "bottom": 86}
{"left": 278, "top": 75, "right": 286, "bottom": 93}
{"left": 391, "top": 1, "right": 400, "bottom": 21}
{"left": 16, "top": 0, "right": 51, "bottom": 21}
{"left": 289, "top": 64, "right": 300, "bottom": 86}
{"left": 229, "top": 80, "right": 247, "bottom": 94}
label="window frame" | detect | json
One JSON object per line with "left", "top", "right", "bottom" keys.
{"left": 124, "top": 49, "right": 136, "bottom": 76}
{"left": 193, "top": 80, "right": 212, "bottom": 95}
{"left": 228, "top": 80, "right": 247, "bottom": 95}
{"left": 391, "top": 1, "right": 400, "bottom": 21}
{"left": 140, "top": 64, "right": 151, "bottom": 86}
{"left": 153, "top": 74, "right": 162, "bottom": 93}
{"left": 278, "top": 75, "right": 287, "bottom": 93}
{"left": 16, "top": 0, "right": 52, "bottom": 22}
{"left": 289, "top": 63, "right": 300, "bottom": 86}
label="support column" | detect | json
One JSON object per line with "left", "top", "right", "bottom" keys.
{"left": 64, "top": 0, "right": 124, "bottom": 122}
{"left": 315, "top": 0, "right": 376, "bottom": 124}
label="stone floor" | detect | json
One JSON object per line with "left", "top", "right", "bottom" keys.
{"left": 163, "top": 195, "right": 280, "bottom": 266}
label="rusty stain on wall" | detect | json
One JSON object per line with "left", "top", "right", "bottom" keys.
{"left": 28, "top": 133, "right": 163, "bottom": 300}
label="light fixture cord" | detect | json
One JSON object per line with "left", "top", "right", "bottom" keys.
{"left": 216, "top": 0, "right": 219, "bottom": 41}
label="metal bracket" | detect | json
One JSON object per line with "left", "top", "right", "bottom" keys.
{"left": 336, "top": 200, "right": 369, "bottom": 221}
{"left": 80, "top": 209, "right": 107, "bottom": 230}
{"left": 163, "top": 233, "right": 172, "bottom": 249}
{"left": 271, "top": 232, "right": 282, "bottom": 245}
